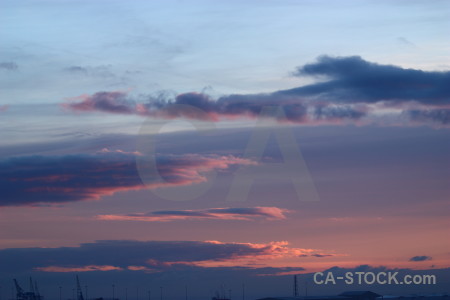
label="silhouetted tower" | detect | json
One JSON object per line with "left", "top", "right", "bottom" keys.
{"left": 34, "top": 281, "right": 42, "bottom": 300}
{"left": 28, "top": 279, "right": 34, "bottom": 298}
{"left": 293, "top": 275, "right": 298, "bottom": 297}
{"left": 76, "top": 276, "right": 84, "bottom": 300}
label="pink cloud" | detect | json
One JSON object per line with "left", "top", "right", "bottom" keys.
{"left": 146, "top": 240, "right": 338, "bottom": 269}
{"left": 1, "top": 152, "right": 256, "bottom": 206}
{"left": 97, "top": 207, "right": 289, "bottom": 222}
{"left": 62, "top": 90, "right": 368, "bottom": 125}
{"left": 127, "top": 265, "right": 157, "bottom": 272}
{"left": 62, "top": 91, "right": 134, "bottom": 114}
{"left": 36, "top": 265, "right": 123, "bottom": 272}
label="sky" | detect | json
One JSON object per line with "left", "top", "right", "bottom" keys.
{"left": 1, "top": 0, "right": 450, "bottom": 298}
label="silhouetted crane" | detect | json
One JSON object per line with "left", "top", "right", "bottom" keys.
{"left": 13, "top": 279, "right": 41, "bottom": 300}
{"left": 13, "top": 279, "right": 25, "bottom": 300}
{"left": 76, "top": 276, "right": 85, "bottom": 300}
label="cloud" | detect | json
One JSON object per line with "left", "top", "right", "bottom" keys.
{"left": 397, "top": 37, "right": 416, "bottom": 47}
{"left": 36, "top": 265, "right": 123, "bottom": 272}
{"left": 313, "top": 104, "right": 367, "bottom": 120}
{"left": 310, "top": 254, "right": 333, "bottom": 258}
{"left": 409, "top": 255, "right": 432, "bottom": 262}
{"left": 0, "top": 240, "right": 332, "bottom": 274}
{"left": 98, "top": 207, "right": 289, "bottom": 222}
{"left": 63, "top": 91, "right": 367, "bottom": 124}
{"left": 63, "top": 91, "right": 136, "bottom": 114}
{"left": 289, "top": 55, "right": 450, "bottom": 105}
{"left": 61, "top": 56, "right": 450, "bottom": 127}
{"left": 63, "top": 65, "right": 115, "bottom": 78}
{"left": 64, "top": 66, "right": 89, "bottom": 74}
{"left": 407, "top": 108, "right": 450, "bottom": 125}
{"left": 0, "top": 151, "right": 254, "bottom": 206}
{"left": 0, "top": 62, "right": 18, "bottom": 71}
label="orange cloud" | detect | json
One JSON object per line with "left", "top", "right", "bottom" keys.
{"left": 146, "top": 240, "right": 338, "bottom": 269}
{"left": 6, "top": 240, "right": 343, "bottom": 275}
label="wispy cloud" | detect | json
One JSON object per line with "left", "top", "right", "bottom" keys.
{"left": 0, "top": 62, "right": 18, "bottom": 71}
{"left": 63, "top": 65, "right": 115, "bottom": 78}
{"left": 36, "top": 265, "right": 123, "bottom": 272}
{"left": 98, "top": 207, "right": 289, "bottom": 222}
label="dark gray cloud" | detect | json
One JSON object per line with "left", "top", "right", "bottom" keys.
{"left": 408, "top": 108, "right": 450, "bottom": 125}
{"left": 0, "top": 240, "right": 262, "bottom": 273}
{"left": 65, "top": 66, "right": 89, "bottom": 74}
{"left": 153, "top": 92, "right": 322, "bottom": 123}
{"left": 0, "top": 61, "right": 18, "bottom": 71}
{"left": 1, "top": 240, "right": 310, "bottom": 300}
{"left": 310, "top": 254, "right": 333, "bottom": 258}
{"left": 287, "top": 55, "right": 450, "bottom": 104}
{"left": 313, "top": 104, "right": 367, "bottom": 120}
{"left": 409, "top": 255, "right": 432, "bottom": 262}
{"left": 0, "top": 151, "right": 252, "bottom": 206}
{"left": 0, "top": 151, "right": 141, "bottom": 206}
{"left": 64, "top": 90, "right": 366, "bottom": 124}
{"left": 0, "top": 240, "right": 312, "bottom": 274}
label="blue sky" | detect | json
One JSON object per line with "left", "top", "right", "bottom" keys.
{"left": 3, "top": 0, "right": 450, "bottom": 102}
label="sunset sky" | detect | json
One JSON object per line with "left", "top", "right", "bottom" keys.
{"left": 1, "top": 0, "right": 450, "bottom": 298}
